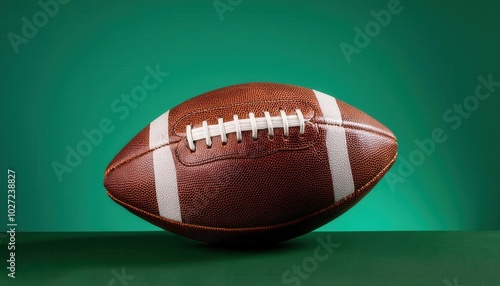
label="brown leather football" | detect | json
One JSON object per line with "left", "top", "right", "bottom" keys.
{"left": 104, "top": 82, "right": 397, "bottom": 244}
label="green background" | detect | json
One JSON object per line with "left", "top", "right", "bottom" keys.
{"left": 1, "top": 0, "right": 499, "bottom": 233}
{"left": 2, "top": 231, "right": 499, "bottom": 285}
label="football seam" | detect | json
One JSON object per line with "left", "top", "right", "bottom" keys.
{"left": 104, "top": 120, "right": 396, "bottom": 177}
{"left": 174, "top": 123, "right": 321, "bottom": 167}
{"left": 171, "top": 99, "right": 316, "bottom": 137}
{"left": 104, "top": 143, "right": 171, "bottom": 177}
{"left": 316, "top": 121, "right": 396, "bottom": 141}
{"left": 105, "top": 100, "right": 314, "bottom": 176}
{"left": 106, "top": 151, "right": 397, "bottom": 234}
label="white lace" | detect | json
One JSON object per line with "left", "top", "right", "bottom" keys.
{"left": 186, "top": 109, "right": 308, "bottom": 151}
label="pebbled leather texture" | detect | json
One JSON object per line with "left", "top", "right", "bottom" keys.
{"left": 104, "top": 82, "right": 398, "bottom": 244}
{"left": 174, "top": 100, "right": 318, "bottom": 165}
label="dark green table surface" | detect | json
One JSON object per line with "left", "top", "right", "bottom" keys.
{"left": 1, "top": 231, "right": 498, "bottom": 285}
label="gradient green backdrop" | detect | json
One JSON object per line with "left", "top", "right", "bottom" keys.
{"left": 1, "top": 0, "right": 499, "bottom": 233}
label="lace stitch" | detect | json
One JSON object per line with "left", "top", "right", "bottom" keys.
{"left": 186, "top": 109, "right": 308, "bottom": 151}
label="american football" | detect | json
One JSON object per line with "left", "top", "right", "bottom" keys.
{"left": 104, "top": 82, "right": 398, "bottom": 244}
